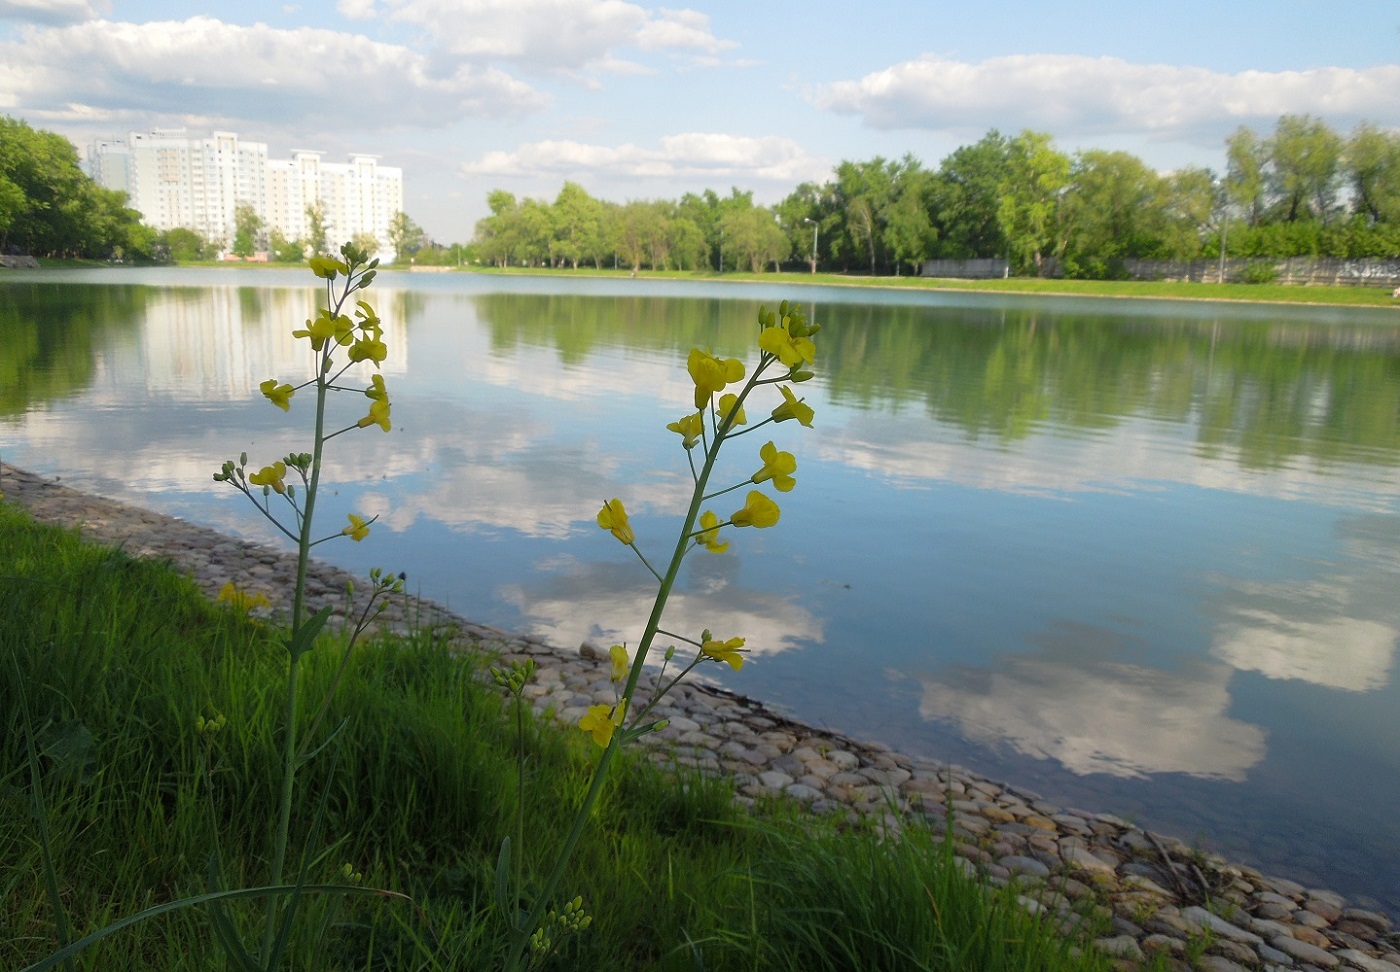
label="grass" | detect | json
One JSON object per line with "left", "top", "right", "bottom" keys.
{"left": 1, "top": 500, "right": 1114, "bottom": 971}
{"left": 31, "top": 257, "right": 1400, "bottom": 307}
{"left": 443, "top": 265, "right": 1400, "bottom": 308}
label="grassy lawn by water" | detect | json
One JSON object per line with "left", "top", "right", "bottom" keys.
{"left": 453, "top": 265, "right": 1400, "bottom": 308}
{"left": 26, "top": 258, "right": 1400, "bottom": 308}
{"left": 0, "top": 501, "right": 1118, "bottom": 972}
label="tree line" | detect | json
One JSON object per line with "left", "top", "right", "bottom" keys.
{"left": 0, "top": 116, "right": 153, "bottom": 260}
{"left": 471, "top": 115, "right": 1400, "bottom": 279}
{"left": 5, "top": 111, "right": 1400, "bottom": 275}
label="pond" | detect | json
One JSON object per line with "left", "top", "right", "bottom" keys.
{"left": 4, "top": 267, "right": 1400, "bottom": 912}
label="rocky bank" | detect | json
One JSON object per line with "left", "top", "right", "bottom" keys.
{"left": 3, "top": 460, "right": 1397, "bottom": 972}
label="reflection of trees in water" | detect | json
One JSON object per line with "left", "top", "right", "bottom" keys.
{"left": 818, "top": 304, "right": 1400, "bottom": 470}
{"left": 0, "top": 283, "right": 149, "bottom": 415}
{"left": 473, "top": 291, "right": 1400, "bottom": 469}
{"left": 473, "top": 292, "right": 752, "bottom": 365}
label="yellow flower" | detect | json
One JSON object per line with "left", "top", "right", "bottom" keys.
{"left": 332, "top": 313, "right": 356, "bottom": 347}
{"left": 578, "top": 699, "right": 627, "bottom": 748}
{"left": 695, "top": 509, "right": 728, "bottom": 553}
{"left": 259, "top": 378, "right": 295, "bottom": 411}
{"left": 701, "top": 636, "right": 746, "bottom": 671}
{"left": 348, "top": 330, "right": 387, "bottom": 366}
{"left": 248, "top": 460, "right": 287, "bottom": 494}
{"left": 759, "top": 323, "right": 816, "bottom": 370}
{"left": 357, "top": 374, "right": 391, "bottom": 431}
{"left": 293, "top": 308, "right": 330, "bottom": 347}
{"left": 354, "top": 300, "right": 379, "bottom": 329}
{"left": 217, "top": 582, "right": 270, "bottom": 612}
{"left": 596, "top": 498, "right": 635, "bottom": 544}
{"left": 752, "top": 441, "right": 797, "bottom": 492}
{"left": 731, "top": 490, "right": 779, "bottom": 529}
{"left": 342, "top": 513, "right": 371, "bottom": 541}
{"left": 687, "top": 348, "right": 745, "bottom": 409}
{"left": 771, "top": 386, "right": 815, "bottom": 428}
{"left": 609, "top": 644, "right": 629, "bottom": 683}
{"left": 666, "top": 411, "right": 704, "bottom": 449}
{"left": 718, "top": 393, "right": 746, "bottom": 428}
{"left": 309, "top": 255, "right": 348, "bottom": 279}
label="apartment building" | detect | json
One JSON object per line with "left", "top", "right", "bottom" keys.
{"left": 87, "top": 130, "right": 403, "bottom": 257}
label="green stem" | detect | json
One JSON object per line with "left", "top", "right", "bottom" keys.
{"left": 700, "top": 480, "right": 752, "bottom": 503}
{"left": 514, "top": 695, "right": 525, "bottom": 924}
{"left": 503, "top": 365, "right": 768, "bottom": 972}
{"left": 259, "top": 285, "right": 338, "bottom": 966}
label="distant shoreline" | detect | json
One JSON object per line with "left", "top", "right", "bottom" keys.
{"left": 11, "top": 258, "right": 1400, "bottom": 310}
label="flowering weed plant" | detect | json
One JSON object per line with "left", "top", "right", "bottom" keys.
{"left": 21, "top": 243, "right": 408, "bottom": 972}
{"left": 496, "top": 300, "right": 819, "bottom": 971}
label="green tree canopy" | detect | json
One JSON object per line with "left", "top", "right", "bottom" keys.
{"left": 997, "top": 130, "right": 1070, "bottom": 274}
{"left": 231, "top": 202, "right": 264, "bottom": 258}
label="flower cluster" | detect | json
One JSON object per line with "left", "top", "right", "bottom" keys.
{"left": 583, "top": 300, "right": 819, "bottom": 748}
{"left": 217, "top": 581, "right": 271, "bottom": 613}
{"left": 214, "top": 244, "right": 388, "bottom": 549}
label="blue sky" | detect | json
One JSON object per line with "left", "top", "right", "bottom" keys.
{"left": 2, "top": 0, "right": 1397, "bottom": 242}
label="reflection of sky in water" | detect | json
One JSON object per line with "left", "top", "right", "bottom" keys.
{"left": 5, "top": 269, "right": 1400, "bottom": 908}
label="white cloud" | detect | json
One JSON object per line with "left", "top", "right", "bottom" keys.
{"left": 814, "top": 53, "right": 1400, "bottom": 142}
{"left": 336, "top": 0, "right": 378, "bottom": 20}
{"left": 461, "top": 132, "right": 829, "bottom": 185}
{"left": 635, "top": 8, "right": 731, "bottom": 55}
{"left": 0, "top": 15, "right": 548, "bottom": 130}
{"left": 0, "top": 0, "right": 105, "bottom": 25}
{"left": 378, "top": 0, "right": 734, "bottom": 73}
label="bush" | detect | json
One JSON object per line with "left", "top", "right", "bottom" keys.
{"left": 1235, "top": 261, "right": 1279, "bottom": 285}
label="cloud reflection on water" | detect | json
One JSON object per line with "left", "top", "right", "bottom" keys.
{"left": 496, "top": 553, "right": 823, "bottom": 662}
{"left": 913, "top": 622, "right": 1267, "bottom": 781}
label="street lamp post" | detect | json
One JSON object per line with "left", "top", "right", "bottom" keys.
{"left": 803, "top": 218, "right": 818, "bottom": 274}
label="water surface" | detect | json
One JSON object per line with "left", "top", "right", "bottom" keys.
{"left": 4, "top": 268, "right": 1399, "bottom": 910}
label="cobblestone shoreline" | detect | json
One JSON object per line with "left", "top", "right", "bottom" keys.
{"left": 4, "top": 460, "right": 1397, "bottom": 972}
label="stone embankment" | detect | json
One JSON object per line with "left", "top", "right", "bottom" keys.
{"left": 4, "top": 460, "right": 1398, "bottom": 972}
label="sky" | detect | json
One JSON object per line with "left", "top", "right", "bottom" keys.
{"left": 1, "top": 0, "right": 1398, "bottom": 243}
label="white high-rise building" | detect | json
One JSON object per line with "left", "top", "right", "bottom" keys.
{"left": 86, "top": 130, "right": 404, "bottom": 258}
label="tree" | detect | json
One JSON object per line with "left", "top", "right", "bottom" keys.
{"left": 1225, "top": 126, "right": 1267, "bottom": 227}
{"left": 0, "top": 173, "right": 24, "bottom": 244}
{"left": 231, "top": 202, "right": 263, "bottom": 258}
{"left": 1346, "top": 122, "right": 1400, "bottom": 224}
{"left": 884, "top": 166, "right": 936, "bottom": 275}
{"left": 997, "top": 130, "right": 1070, "bottom": 274}
{"left": 387, "top": 211, "right": 426, "bottom": 261}
{"left": 550, "top": 182, "right": 603, "bottom": 269}
{"left": 931, "top": 130, "right": 1011, "bottom": 259}
{"left": 610, "top": 200, "right": 651, "bottom": 271}
{"left": 515, "top": 198, "right": 554, "bottom": 266}
{"left": 718, "top": 205, "right": 789, "bottom": 272}
{"left": 305, "top": 201, "right": 329, "bottom": 257}
{"left": 474, "top": 190, "right": 517, "bottom": 267}
{"left": 1160, "top": 166, "right": 1218, "bottom": 261}
{"left": 774, "top": 180, "right": 833, "bottom": 271}
{"left": 267, "top": 227, "right": 304, "bottom": 263}
{"left": 832, "top": 158, "right": 897, "bottom": 274}
{"left": 352, "top": 231, "right": 380, "bottom": 259}
{"left": 1057, "top": 150, "right": 1165, "bottom": 275}
{"left": 1267, "top": 115, "right": 1343, "bottom": 222}
{"left": 0, "top": 115, "right": 139, "bottom": 257}
{"left": 162, "top": 227, "right": 211, "bottom": 262}
{"left": 668, "top": 215, "right": 708, "bottom": 271}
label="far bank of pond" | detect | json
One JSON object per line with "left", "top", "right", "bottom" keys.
{"left": 15, "top": 258, "right": 1400, "bottom": 307}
